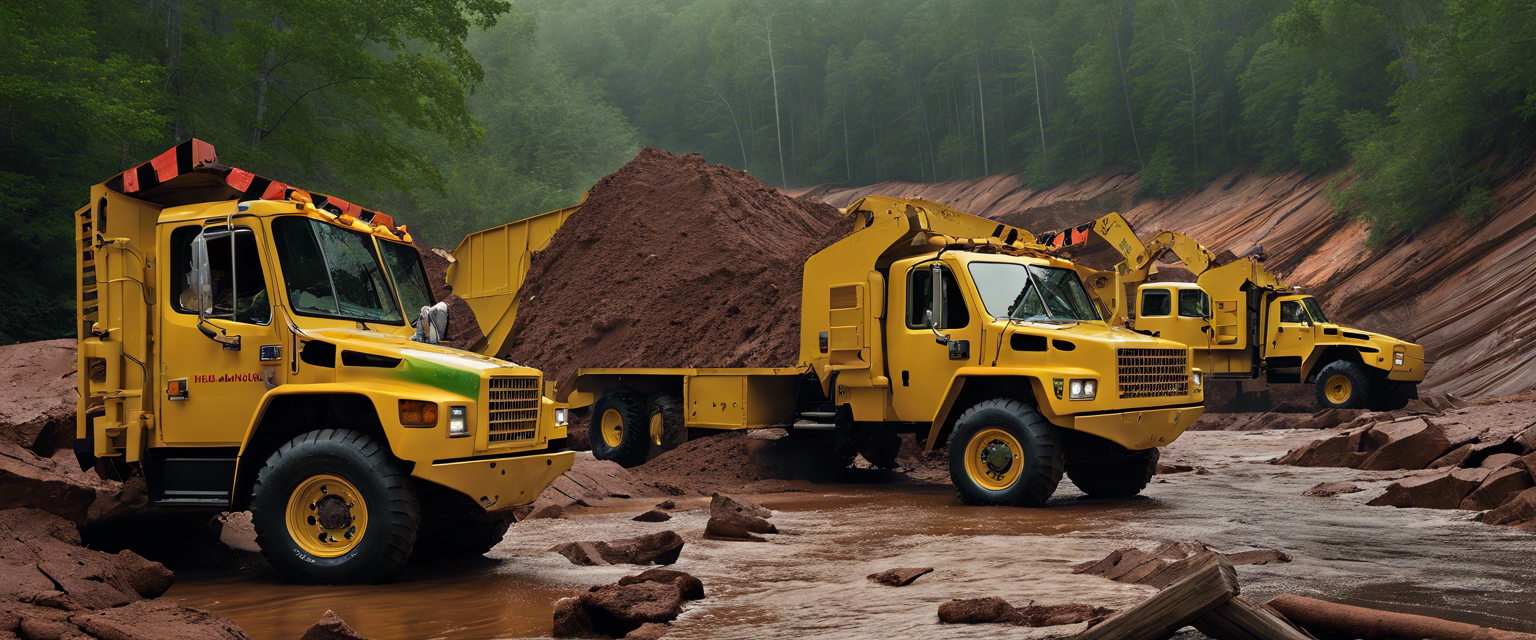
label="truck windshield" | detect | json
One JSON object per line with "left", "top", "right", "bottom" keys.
{"left": 968, "top": 262, "right": 1101, "bottom": 322}
{"left": 1302, "top": 296, "right": 1330, "bottom": 323}
{"left": 377, "top": 240, "right": 435, "bottom": 324}
{"left": 272, "top": 217, "right": 404, "bottom": 324}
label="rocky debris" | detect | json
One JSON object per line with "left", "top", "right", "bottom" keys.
{"left": 1072, "top": 541, "right": 1291, "bottom": 588}
{"left": 553, "top": 570, "right": 706, "bottom": 638}
{"left": 0, "top": 340, "right": 78, "bottom": 456}
{"left": 527, "top": 452, "right": 662, "bottom": 515}
{"left": 1277, "top": 418, "right": 1454, "bottom": 470}
{"left": 1303, "top": 481, "right": 1363, "bottom": 497}
{"left": 505, "top": 147, "right": 853, "bottom": 395}
{"left": 1463, "top": 467, "right": 1536, "bottom": 511}
{"left": 703, "top": 493, "right": 776, "bottom": 541}
{"left": 617, "top": 569, "right": 705, "bottom": 600}
{"left": 0, "top": 508, "right": 249, "bottom": 639}
{"left": 523, "top": 504, "right": 565, "bottom": 520}
{"left": 0, "top": 441, "right": 146, "bottom": 527}
{"left": 300, "top": 610, "right": 371, "bottom": 640}
{"left": 1367, "top": 468, "right": 1493, "bottom": 509}
{"left": 866, "top": 567, "right": 933, "bottom": 587}
{"left": 1155, "top": 463, "right": 1209, "bottom": 475}
{"left": 654, "top": 500, "right": 676, "bottom": 510}
{"left": 551, "top": 531, "right": 684, "bottom": 566}
{"left": 411, "top": 236, "right": 485, "bottom": 352}
{"left": 1478, "top": 487, "right": 1536, "bottom": 530}
{"left": 632, "top": 510, "right": 671, "bottom": 523}
{"left": 936, "top": 597, "right": 1113, "bottom": 627}
{"left": 210, "top": 511, "right": 259, "bottom": 553}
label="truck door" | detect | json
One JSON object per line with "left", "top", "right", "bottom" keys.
{"left": 1265, "top": 297, "right": 1315, "bottom": 380}
{"left": 158, "top": 223, "right": 282, "bottom": 446}
{"left": 886, "top": 263, "right": 978, "bottom": 422}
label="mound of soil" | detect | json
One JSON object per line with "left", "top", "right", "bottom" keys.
{"left": 504, "top": 148, "right": 852, "bottom": 394}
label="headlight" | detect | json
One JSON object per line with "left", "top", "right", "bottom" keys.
{"left": 1394, "top": 352, "right": 1405, "bottom": 366}
{"left": 448, "top": 405, "right": 469, "bottom": 437}
{"left": 555, "top": 408, "right": 569, "bottom": 426}
{"left": 1192, "top": 371, "right": 1203, "bottom": 386}
{"left": 1070, "top": 379, "right": 1096, "bottom": 400}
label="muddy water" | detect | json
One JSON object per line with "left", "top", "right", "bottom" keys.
{"left": 168, "top": 430, "right": 1536, "bottom": 639}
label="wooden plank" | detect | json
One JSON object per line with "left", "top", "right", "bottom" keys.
{"left": 1268, "top": 594, "right": 1536, "bottom": 640}
{"left": 1193, "top": 596, "right": 1317, "bottom": 640}
{"left": 1073, "top": 553, "right": 1239, "bottom": 640}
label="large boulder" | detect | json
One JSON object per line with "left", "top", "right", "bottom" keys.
{"left": 0, "top": 442, "right": 147, "bottom": 527}
{"left": 1276, "top": 428, "right": 1370, "bottom": 467}
{"left": 703, "top": 494, "right": 776, "bottom": 540}
{"left": 1462, "top": 467, "right": 1536, "bottom": 511}
{"left": 1073, "top": 541, "right": 1291, "bottom": 587}
{"left": 1357, "top": 419, "right": 1454, "bottom": 471}
{"left": 0, "top": 339, "right": 79, "bottom": 455}
{"left": 579, "top": 582, "right": 685, "bottom": 637}
{"left": 551, "top": 531, "right": 684, "bottom": 566}
{"left": 617, "top": 569, "right": 704, "bottom": 601}
{"left": 1367, "top": 468, "right": 1491, "bottom": 510}
{"left": 1477, "top": 487, "right": 1536, "bottom": 530}
{"left": 938, "top": 597, "right": 1017, "bottom": 624}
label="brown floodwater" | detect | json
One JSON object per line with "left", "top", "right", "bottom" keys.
{"left": 166, "top": 430, "right": 1536, "bottom": 639}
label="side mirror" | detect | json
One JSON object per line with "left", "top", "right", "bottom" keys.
{"left": 190, "top": 228, "right": 240, "bottom": 350}
{"left": 928, "top": 263, "right": 950, "bottom": 345}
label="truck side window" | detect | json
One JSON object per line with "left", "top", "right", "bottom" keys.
{"left": 1178, "top": 289, "right": 1209, "bottom": 318}
{"left": 1280, "top": 300, "right": 1309, "bottom": 323}
{"left": 170, "top": 225, "right": 270, "bottom": 325}
{"left": 906, "top": 266, "right": 970, "bottom": 330}
{"left": 1141, "top": 289, "right": 1172, "bottom": 317}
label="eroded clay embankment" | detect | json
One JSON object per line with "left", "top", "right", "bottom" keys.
{"left": 795, "top": 165, "right": 1536, "bottom": 398}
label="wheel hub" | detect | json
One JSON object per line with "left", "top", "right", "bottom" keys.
{"left": 982, "top": 442, "right": 1014, "bottom": 474}
{"left": 286, "top": 473, "right": 368, "bottom": 558}
{"left": 314, "top": 494, "right": 352, "bottom": 530}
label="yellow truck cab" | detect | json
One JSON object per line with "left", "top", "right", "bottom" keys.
{"left": 454, "top": 196, "right": 1204, "bottom": 507}
{"left": 1053, "top": 212, "right": 1427, "bottom": 411}
{"left": 75, "top": 140, "right": 572, "bottom": 584}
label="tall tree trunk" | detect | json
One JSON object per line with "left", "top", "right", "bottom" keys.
{"left": 764, "top": 11, "right": 787, "bottom": 189}
{"left": 1027, "top": 44, "right": 1046, "bottom": 164}
{"left": 975, "top": 56, "right": 989, "bottom": 175}
{"left": 1187, "top": 49, "right": 1198, "bottom": 171}
{"left": 842, "top": 97, "right": 851, "bottom": 185}
{"left": 1112, "top": 5, "right": 1145, "bottom": 171}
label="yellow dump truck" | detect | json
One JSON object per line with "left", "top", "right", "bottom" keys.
{"left": 448, "top": 196, "right": 1205, "bottom": 506}
{"left": 1039, "top": 212, "right": 1425, "bottom": 410}
{"left": 75, "top": 140, "right": 573, "bottom": 584}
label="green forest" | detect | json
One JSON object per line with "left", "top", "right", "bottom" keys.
{"left": 2, "top": 0, "right": 1534, "bottom": 343}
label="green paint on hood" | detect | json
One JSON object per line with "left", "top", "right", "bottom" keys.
{"left": 398, "top": 354, "right": 481, "bottom": 400}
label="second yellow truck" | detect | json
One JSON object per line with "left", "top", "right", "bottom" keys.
{"left": 450, "top": 197, "right": 1206, "bottom": 506}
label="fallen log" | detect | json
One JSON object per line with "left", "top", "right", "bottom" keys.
{"left": 1194, "top": 596, "right": 1317, "bottom": 640}
{"left": 1268, "top": 594, "right": 1536, "bottom": 640}
{"left": 1073, "top": 554, "right": 1240, "bottom": 640}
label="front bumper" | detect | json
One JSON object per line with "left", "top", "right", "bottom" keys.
{"left": 413, "top": 450, "right": 575, "bottom": 513}
{"left": 1069, "top": 404, "right": 1203, "bottom": 450}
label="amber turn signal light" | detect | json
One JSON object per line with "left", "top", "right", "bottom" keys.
{"left": 399, "top": 400, "right": 438, "bottom": 427}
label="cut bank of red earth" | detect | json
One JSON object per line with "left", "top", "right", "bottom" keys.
{"left": 793, "top": 164, "right": 1536, "bottom": 399}
{"left": 505, "top": 148, "right": 852, "bottom": 394}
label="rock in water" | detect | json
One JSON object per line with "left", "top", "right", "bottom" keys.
{"left": 1303, "top": 482, "right": 1363, "bottom": 497}
{"left": 580, "top": 582, "right": 685, "bottom": 637}
{"left": 551, "top": 531, "right": 685, "bottom": 566}
{"left": 1367, "top": 468, "right": 1492, "bottom": 509}
{"left": 623, "top": 622, "right": 671, "bottom": 639}
{"left": 704, "top": 493, "right": 776, "bottom": 540}
{"left": 632, "top": 509, "right": 671, "bottom": 522}
{"left": 1478, "top": 487, "right": 1536, "bottom": 530}
{"left": 867, "top": 567, "right": 934, "bottom": 587}
{"left": 301, "top": 610, "right": 372, "bottom": 640}
{"left": 618, "top": 569, "right": 705, "bottom": 600}
{"left": 938, "top": 597, "right": 1019, "bottom": 624}
{"left": 1462, "top": 467, "right": 1536, "bottom": 511}
{"left": 1357, "top": 419, "right": 1454, "bottom": 470}
{"left": 552, "top": 597, "right": 594, "bottom": 638}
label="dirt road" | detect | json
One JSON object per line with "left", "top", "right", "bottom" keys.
{"left": 166, "top": 429, "right": 1536, "bottom": 639}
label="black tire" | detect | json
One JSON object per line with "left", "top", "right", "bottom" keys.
{"left": 414, "top": 483, "right": 515, "bottom": 558}
{"left": 647, "top": 394, "right": 688, "bottom": 457}
{"left": 856, "top": 428, "right": 901, "bottom": 469}
{"left": 589, "top": 389, "right": 651, "bottom": 467}
{"left": 1314, "top": 360, "right": 1372, "bottom": 409}
{"left": 1063, "top": 432, "right": 1160, "bottom": 499}
{"left": 947, "top": 399, "right": 1064, "bottom": 507}
{"left": 1367, "top": 380, "right": 1415, "bottom": 412}
{"left": 250, "top": 429, "right": 419, "bottom": 584}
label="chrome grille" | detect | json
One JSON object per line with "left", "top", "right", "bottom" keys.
{"left": 487, "top": 376, "right": 539, "bottom": 444}
{"left": 1117, "top": 349, "right": 1189, "bottom": 399}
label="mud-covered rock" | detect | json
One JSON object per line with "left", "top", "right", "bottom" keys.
{"left": 1303, "top": 482, "right": 1363, "bottom": 497}
{"left": 1479, "top": 453, "right": 1520, "bottom": 469}
{"left": 938, "top": 597, "right": 1017, "bottom": 624}
{"left": 632, "top": 510, "right": 671, "bottom": 523}
{"left": 0, "top": 339, "right": 79, "bottom": 456}
{"left": 1358, "top": 419, "right": 1454, "bottom": 470}
{"left": 936, "top": 597, "right": 1110, "bottom": 627}
{"left": 1014, "top": 602, "right": 1115, "bottom": 627}
{"left": 211, "top": 511, "right": 259, "bottom": 553}
{"left": 654, "top": 500, "right": 677, "bottom": 510}
{"left": 1367, "top": 468, "right": 1492, "bottom": 510}
{"left": 301, "top": 609, "right": 371, "bottom": 640}
{"left": 1462, "top": 467, "right": 1536, "bottom": 511}
{"left": 1073, "top": 541, "right": 1291, "bottom": 586}
{"left": 0, "top": 442, "right": 149, "bottom": 528}
{"left": 618, "top": 570, "right": 704, "bottom": 600}
{"left": 64, "top": 599, "right": 249, "bottom": 639}
{"left": 551, "top": 531, "right": 684, "bottom": 566}
{"left": 552, "top": 597, "right": 595, "bottom": 638}
{"left": 623, "top": 622, "right": 671, "bottom": 640}
{"left": 527, "top": 504, "right": 565, "bottom": 520}
{"left": 580, "top": 582, "right": 684, "bottom": 637}
{"left": 1277, "top": 428, "right": 1370, "bottom": 467}
{"left": 866, "top": 567, "right": 934, "bottom": 587}
{"left": 1429, "top": 444, "right": 1474, "bottom": 468}
{"left": 1478, "top": 487, "right": 1536, "bottom": 530}
{"left": 704, "top": 493, "right": 776, "bottom": 540}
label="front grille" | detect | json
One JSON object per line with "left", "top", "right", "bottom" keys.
{"left": 487, "top": 376, "right": 540, "bottom": 444}
{"left": 1117, "top": 349, "right": 1189, "bottom": 399}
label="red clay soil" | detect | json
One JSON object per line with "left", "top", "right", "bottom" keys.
{"left": 503, "top": 148, "right": 852, "bottom": 394}
{"left": 0, "top": 339, "right": 78, "bottom": 455}
{"left": 410, "top": 236, "right": 485, "bottom": 352}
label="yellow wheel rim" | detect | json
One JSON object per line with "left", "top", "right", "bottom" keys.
{"left": 649, "top": 412, "right": 665, "bottom": 447}
{"left": 601, "top": 408, "right": 625, "bottom": 448}
{"left": 1325, "top": 374, "right": 1353, "bottom": 404}
{"left": 285, "top": 473, "right": 367, "bottom": 558}
{"left": 964, "top": 427, "right": 1024, "bottom": 491}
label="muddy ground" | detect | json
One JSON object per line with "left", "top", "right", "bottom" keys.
{"left": 160, "top": 419, "right": 1536, "bottom": 639}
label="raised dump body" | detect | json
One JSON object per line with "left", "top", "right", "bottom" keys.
{"left": 451, "top": 195, "right": 1205, "bottom": 507}
{"left": 75, "top": 139, "right": 572, "bottom": 584}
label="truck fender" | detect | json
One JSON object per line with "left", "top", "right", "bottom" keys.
{"left": 229, "top": 384, "right": 393, "bottom": 510}
{"left": 921, "top": 369, "right": 1047, "bottom": 453}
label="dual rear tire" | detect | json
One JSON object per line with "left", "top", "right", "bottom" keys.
{"left": 590, "top": 389, "right": 687, "bottom": 467}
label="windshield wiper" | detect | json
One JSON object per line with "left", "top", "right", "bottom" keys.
{"left": 1016, "top": 267, "right": 1068, "bottom": 323}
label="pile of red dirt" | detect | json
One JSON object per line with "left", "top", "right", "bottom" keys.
{"left": 504, "top": 148, "right": 852, "bottom": 393}
{"left": 410, "top": 236, "right": 485, "bottom": 352}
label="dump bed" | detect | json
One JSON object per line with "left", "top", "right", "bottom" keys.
{"left": 447, "top": 200, "right": 582, "bottom": 357}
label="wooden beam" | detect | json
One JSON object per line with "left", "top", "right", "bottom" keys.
{"left": 1073, "top": 553, "right": 1239, "bottom": 640}
{"left": 1268, "top": 594, "right": 1536, "bottom": 640}
{"left": 1193, "top": 596, "right": 1317, "bottom": 640}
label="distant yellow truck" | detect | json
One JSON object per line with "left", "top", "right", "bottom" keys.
{"left": 1040, "top": 212, "right": 1426, "bottom": 410}
{"left": 75, "top": 140, "right": 572, "bottom": 584}
{"left": 450, "top": 196, "right": 1205, "bottom": 506}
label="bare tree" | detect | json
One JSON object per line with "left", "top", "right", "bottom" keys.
{"left": 752, "top": 0, "right": 789, "bottom": 189}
